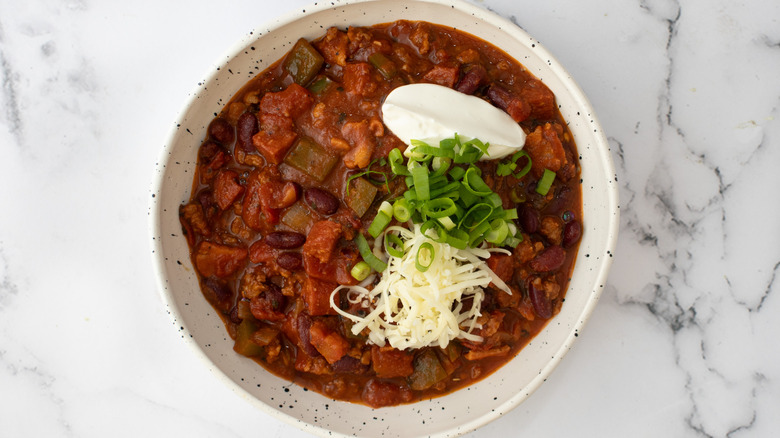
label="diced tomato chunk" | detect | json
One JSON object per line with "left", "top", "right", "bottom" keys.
{"left": 343, "top": 62, "right": 378, "bottom": 97}
{"left": 304, "top": 247, "right": 359, "bottom": 286}
{"left": 248, "top": 239, "right": 277, "bottom": 264}
{"left": 213, "top": 170, "right": 244, "bottom": 210}
{"left": 524, "top": 123, "right": 567, "bottom": 178}
{"left": 302, "top": 276, "right": 338, "bottom": 316}
{"left": 242, "top": 170, "right": 288, "bottom": 229}
{"left": 252, "top": 128, "right": 297, "bottom": 164}
{"left": 341, "top": 120, "right": 376, "bottom": 169}
{"left": 309, "top": 319, "right": 349, "bottom": 364}
{"left": 371, "top": 345, "right": 414, "bottom": 378}
{"left": 486, "top": 253, "right": 514, "bottom": 286}
{"left": 242, "top": 173, "right": 266, "bottom": 230}
{"left": 259, "top": 112, "right": 295, "bottom": 132}
{"left": 249, "top": 284, "right": 286, "bottom": 321}
{"left": 259, "top": 83, "right": 314, "bottom": 119}
{"left": 362, "top": 379, "right": 413, "bottom": 408}
{"left": 303, "top": 220, "right": 342, "bottom": 264}
{"left": 194, "top": 241, "right": 247, "bottom": 278}
{"left": 295, "top": 349, "right": 332, "bottom": 375}
{"left": 314, "top": 27, "right": 349, "bottom": 67}
{"left": 521, "top": 78, "right": 557, "bottom": 120}
{"left": 422, "top": 65, "right": 459, "bottom": 88}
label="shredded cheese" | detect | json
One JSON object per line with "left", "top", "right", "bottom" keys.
{"left": 330, "top": 224, "right": 511, "bottom": 350}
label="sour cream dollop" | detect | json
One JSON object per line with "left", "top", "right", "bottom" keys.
{"left": 381, "top": 83, "right": 526, "bottom": 160}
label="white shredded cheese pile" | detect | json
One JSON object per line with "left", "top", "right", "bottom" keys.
{"left": 330, "top": 224, "right": 511, "bottom": 350}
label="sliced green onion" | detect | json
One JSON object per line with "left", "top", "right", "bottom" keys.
{"left": 388, "top": 148, "right": 409, "bottom": 176}
{"left": 463, "top": 138, "right": 490, "bottom": 156}
{"left": 454, "top": 150, "right": 482, "bottom": 164}
{"left": 411, "top": 145, "right": 455, "bottom": 158}
{"left": 381, "top": 135, "right": 531, "bottom": 252}
{"left": 393, "top": 198, "right": 412, "bottom": 222}
{"left": 350, "top": 261, "right": 371, "bottom": 281}
{"left": 385, "top": 233, "right": 405, "bottom": 258}
{"left": 422, "top": 198, "right": 457, "bottom": 219}
{"left": 411, "top": 164, "right": 430, "bottom": 201}
{"left": 378, "top": 201, "right": 393, "bottom": 217}
{"left": 486, "top": 192, "right": 503, "bottom": 208}
{"left": 458, "top": 183, "right": 479, "bottom": 207}
{"left": 448, "top": 166, "right": 466, "bottom": 181}
{"left": 439, "top": 138, "right": 457, "bottom": 150}
{"left": 459, "top": 203, "right": 493, "bottom": 230}
{"left": 368, "top": 211, "right": 392, "bottom": 238}
{"left": 503, "top": 236, "right": 522, "bottom": 248}
{"left": 496, "top": 161, "right": 517, "bottom": 177}
{"left": 431, "top": 157, "right": 452, "bottom": 176}
{"left": 462, "top": 167, "right": 492, "bottom": 196}
{"left": 468, "top": 220, "right": 492, "bottom": 247}
{"left": 415, "top": 242, "right": 435, "bottom": 272}
{"left": 536, "top": 169, "right": 556, "bottom": 196}
{"left": 485, "top": 219, "right": 509, "bottom": 244}
{"left": 514, "top": 151, "right": 532, "bottom": 179}
{"left": 437, "top": 216, "right": 457, "bottom": 231}
{"left": 429, "top": 181, "right": 460, "bottom": 199}
{"left": 420, "top": 220, "right": 448, "bottom": 243}
{"left": 445, "top": 228, "right": 469, "bottom": 250}
{"left": 355, "top": 233, "right": 387, "bottom": 272}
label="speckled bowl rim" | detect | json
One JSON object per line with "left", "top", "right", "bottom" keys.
{"left": 149, "top": 0, "right": 619, "bottom": 436}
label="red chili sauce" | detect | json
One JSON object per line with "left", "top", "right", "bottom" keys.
{"left": 179, "top": 20, "right": 582, "bottom": 408}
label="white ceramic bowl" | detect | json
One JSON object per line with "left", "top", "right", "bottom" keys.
{"left": 150, "top": 0, "right": 619, "bottom": 436}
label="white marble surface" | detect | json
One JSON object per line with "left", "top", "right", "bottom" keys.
{"left": 1, "top": 0, "right": 777, "bottom": 436}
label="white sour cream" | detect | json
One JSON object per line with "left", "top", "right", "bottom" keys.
{"left": 381, "top": 83, "right": 526, "bottom": 160}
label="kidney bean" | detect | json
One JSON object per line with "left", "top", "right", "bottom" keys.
{"left": 198, "top": 140, "right": 224, "bottom": 163}
{"left": 264, "top": 283, "right": 286, "bottom": 311}
{"left": 236, "top": 111, "right": 259, "bottom": 153}
{"left": 455, "top": 64, "right": 487, "bottom": 95}
{"left": 528, "top": 277, "right": 552, "bottom": 319}
{"left": 203, "top": 277, "right": 233, "bottom": 312}
{"left": 250, "top": 283, "right": 287, "bottom": 321}
{"left": 529, "top": 245, "right": 566, "bottom": 272}
{"left": 208, "top": 117, "right": 235, "bottom": 145}
{"left": 518, "top": 204, "right": 540, "bottom": 234}
{"left": 265, "top": 231, "right": 306, "bottom": 249}
{"left": 563, "top": 221, "right": 582, "bottom": 248}
{"left": 277, "top": 252, "right": 303, "bottom": 271}
{"left": 486, "top": 84, "right": 531, "bottom": 122}
{"left": 227, "top": 304, "right": 242, "bottom": 324}
{"left": 296, "top": 313, "right": 320, "bottom": 357}
{"left": 304, "top": 187, "right": 340, "bottom": 215}
{"left": 333, "top": 356, "right": 367, "bottom": 374}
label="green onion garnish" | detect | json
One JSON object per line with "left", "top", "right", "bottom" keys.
{"left": 393, "top": 198, "right": 412, "bottom": 222}
{"left": 411, "top": 163, "right": 430, "bottom": 201}
{"left": 350, "top": 261, "right": 371, "bottom": 281}
{"left": 536, "top": 169, "right": 556, "bottom": 196}
{"left": 355, "top": 233, "right": 387, "bottom": 272}
{"left": 415, "top": 242, "right": 435, "bottom": 272}
{"left": 384, "top": 233, "right": 405, "bottom": 258}
{"left": 422, "top": 198, "right": 457, "bottom": 219}
{"left": 378, "top": 136, "right": 527, "bottom": 265}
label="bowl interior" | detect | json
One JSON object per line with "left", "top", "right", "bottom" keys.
{"left": 150, "top": 0, "right": 618, "bottom": 436}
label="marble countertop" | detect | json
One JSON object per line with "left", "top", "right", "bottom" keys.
{"left": 1, "top": 0, "right": 777, "bottom": 436}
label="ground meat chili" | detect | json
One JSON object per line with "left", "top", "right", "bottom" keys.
{"left": 179, "top": 20, "right": 582, "bottom": 408}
